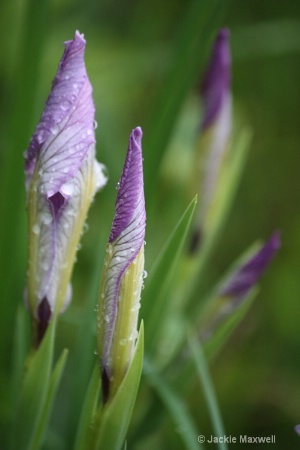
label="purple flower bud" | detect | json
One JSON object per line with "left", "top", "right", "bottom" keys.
{"left": 25, "top": 31, "right": 107, "bottom": 342}
{"left": 201, "top": 28, "right": 231, "bottom": 130}
{"left": 220, "top": 233, "right": 281, "bottom": 299}
{"left": 191, "top": 29, "right": 232, "bottom": 248}
{"left": 97, "top": 127, "right": 146, "bottom": 402}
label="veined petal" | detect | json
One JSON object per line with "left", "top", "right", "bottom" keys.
{"left": 97, "top": 127, "right": 146, "bottom": 401}
{"left": 25, "top": 30, "right": 99, "bottom": 197}
{"left": 220, "top": 232, "right": 281, "bottom": 299}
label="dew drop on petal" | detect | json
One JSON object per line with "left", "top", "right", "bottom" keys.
{"left": 32, "top": 224, "right": 40, "bottom": 235}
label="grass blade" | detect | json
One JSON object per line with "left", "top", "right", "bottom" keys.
{"left": 143, "top": 357, "right": 203, "bottom": 450}
{"left": 188, "top": 331, "right": 227, "bottom": 450}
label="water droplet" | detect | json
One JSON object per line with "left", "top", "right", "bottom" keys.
{"left": 61, "top": 181, "right": 74, "bottom": 196}
{"left": 41, "top": 212, "right": 52, "bottom": 225}
{"left": 115, "top": 181, "right": 120, "bottom": 190}
{"left": 83, "top": 223, "right": 89, "bottom": 233}
{"left": 143, "top": 270, "right": 148, "bottom": 279}
{"left": 93, "top": 120, "right": 98, "bottom": 130}
{"left": 32, "top": 224, "right": 40, "bottom": 235}
{"left": 94, "top": 305, "right": 99, "bottom": 312}
{"left": 60, "top": 100, "right": 69, "bottom": 111}
{"left": 131, "top": 302, "right": 141, "bottom": 312}
{"left": 42, "top": 262, "right": 49, "bottom": 271}
{"left": 144, "top": 240, "right": 147, "bottom": 246}
{"left": 106, "top": 243, "right": 113, "bottom": 254}
{"left": 94, "top": 349, "right": 98, "bottom": 355}
{"left": 50, "top": 126, "right": 58, "bottom": 135}
{"left": 104, "top": 314, "right": 110, "bottom": 322}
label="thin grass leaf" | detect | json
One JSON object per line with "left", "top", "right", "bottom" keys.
{"left": 188, "top": 331, "right": 227, "bottom": 450}
{"left": 91, "top": 322, "right": 144, "bottom": 450}
{"left": 143, "top": 358, "right": 203, "bottom": 450}
{"left": 74, "top": 365, "right": 101, "bottom": 450}
{"left": 142, "top": 196, "right": 197, "bottom": 355}
{"left": 144, "top": 0, "right": 228, "bottom": 200}
{"left": 30, "top": 348, "right": 68, "bottom": 450}
{"left": 0, "top": 0, "right": 49, "bottom": 370}
{"left": 11, "top": 316, "right": 56, "bottom": 450}
{"left": 11, "top": 306, "right": 30, "bottom": 416}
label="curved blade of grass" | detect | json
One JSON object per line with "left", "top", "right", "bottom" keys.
{"left": 143, "top": 357, "right": 203, "bottom": 450}
{"left": 144, "top": 0, "right": 228, "bottom": 200}
{"left": 73, "top": 365, "right": 101, "bottom": 450}
{"left": 142, "top": 196, "right": 197, "bottom": 354}
{"left": 202, "top": 289, "right": 257, "bottom": 359}
{"left": 30, "top": 348, "right": 68, "bottom": 450}
{"left": 11, "top": 316, "right": 56, "bottom": 450}
{"left": 188, "top": 331, "right": 227, "bottom": 450}
{"left": 91, "top": 322, "right": 144, "bottom": 450}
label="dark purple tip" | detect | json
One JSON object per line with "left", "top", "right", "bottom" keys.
{"left": 201, "top": 28, "right": 231, "bottom": 129}
{"left": 36, "top": 297, "right": 52, "bottom": 347}
{"left": 221, "top": 232, "right": 281, "bottom": 298}
{"left": 109, "top": 127, "right": 145, "bottom": 243}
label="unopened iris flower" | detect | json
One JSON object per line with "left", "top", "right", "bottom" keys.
{"left": 191, "top": 28, "right": 231, "bottom": 250}
{"left": 97, "top": 127, "right": 146, "bottom": 403}
{"left": 24, "top": 31, "right": 107, "bottom": 344}
{"left": 201, "top": 233, "right": 280, "bottom": 339}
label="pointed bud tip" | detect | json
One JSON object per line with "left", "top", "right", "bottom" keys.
{"left": 221, "top": 231, "right": 280, "bottom": 299}
{"left": 200, "top": 28, "right": 231, "bottom": 129}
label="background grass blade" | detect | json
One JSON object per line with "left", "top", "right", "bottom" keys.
{"left": 188, "top": 331, "right": 227, "bottom": 450}
{"left": 143, "top": 357, "right": 203, "bottom": 450}
{"left": 11, "top": 317, "right": 56, "bottom": 450}
{"left": 142, "top": 197, "right": 197, "bottom": 355}
{"left": 144, "top": 0, "right": 228, "bottom": 201}
{"left": 30, "top": 348, "right": 69, "bottom": 450}
{"left": 73, "top": 365, "right": 101, "bottom": 450}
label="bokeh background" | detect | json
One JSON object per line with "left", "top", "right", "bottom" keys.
{"left": 1, "top": 0, "right": 300, "bottom": 448}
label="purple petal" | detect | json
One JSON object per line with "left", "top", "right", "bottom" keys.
{"left": 109, "top": 127, "right": 145, "bottom": 243}
{"left": 101, "top": 127, "right": 145, "bottom": 371}
{"left": 25, "top": 30, "right": 96, "bottom": 199}
{"left": 295, "top": 425, "right": 300, "bottom": 436}
{"left": 221, "top": 232, "right": 281, "bottom": 298}
{"left": 201, "top": 28, "right": 231, "bottom": 129}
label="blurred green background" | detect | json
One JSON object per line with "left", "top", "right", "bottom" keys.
{"left": 1, "top": 0, "right": 300, "bottom": 448}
